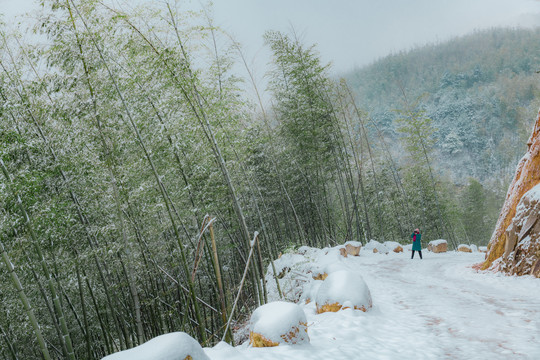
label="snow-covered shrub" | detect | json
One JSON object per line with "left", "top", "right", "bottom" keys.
{"left": 297, "top": 245, "right": 312, "bottom": 255}
{"left": 364, "top": 240, "right": 389, "bottom": 254}
{"left": 302, "top": 279, "right": 323, "bottom": 304}
{"left": 265, "top": 253, "right": 312, "bottom": 302}
{"left": 101, "top": 332, "right": 209, "bottom": 360}
{"left": 249, "top": 301, "right": 309, "bottom": 347}
{"left": 315, "top": 270, "right": 372, "bottom": 314}
{"left": 265, "top": 245, "right": 355, "bottom": 302}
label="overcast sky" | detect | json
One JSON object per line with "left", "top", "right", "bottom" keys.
{"left": 2, "top": 0, "right": 540, "bottom": 75}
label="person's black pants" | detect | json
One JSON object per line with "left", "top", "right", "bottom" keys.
{"left": 411, "top": 250, "right": 422, "bottom": 259}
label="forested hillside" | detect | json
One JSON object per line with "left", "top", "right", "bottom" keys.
{"left": 0, "top": 2, "right": 539, "bottom": 359}
{"left": 346, "top": 28, "right": 540, "bottom": 184}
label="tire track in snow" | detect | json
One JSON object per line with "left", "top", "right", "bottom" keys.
{"left": 352, "top": 253, "right": 540, "bottom": 359}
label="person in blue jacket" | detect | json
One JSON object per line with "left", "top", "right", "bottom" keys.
{"left": 411, "top": 228, "right": 422, "bottom": 259}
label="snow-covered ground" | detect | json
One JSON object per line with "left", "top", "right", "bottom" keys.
{"left": 206, "top": 249, "right": 540, "bottom": 360}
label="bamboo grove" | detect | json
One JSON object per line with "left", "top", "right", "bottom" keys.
{"left": 0, "top": 1, "right": 499, "bottom": 359}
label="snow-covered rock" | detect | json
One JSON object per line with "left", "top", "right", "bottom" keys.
{"left": 315, "top": 270, "right": 372, "bottom": 313}
{"left": 457, "top": 244, "right": 472, "bottom": 253}
{"left": 478, "top": 246, "right": 488, "bottom": 253}
{"left": 249, "top": 301, "right": 309, "bottom": 347}
{"left": 101, "top": 332, "right": 209, "bottom": 360}
{"left": 470, "top": 244, "right": 478, "bottom": 252}
{"left": 344, "top": 241, "right": 362, "bottom": 256}
{"left": 383, "top": 241, "right": 403, "bottom": 253}
{"left": 427, "top": 239, "right": 448, "bottom": 253}
{"left": 484, "top": 109, "right": 540, "bottom": 272}
{"left": 364, "top": 240, "right": 389, "bottom": 254}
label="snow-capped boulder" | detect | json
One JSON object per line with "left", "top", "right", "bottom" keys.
{"left": 457, "top": 244, "right": 472, "bottom": 253}
{"left": 383, "top": 241, "right": 403, "bottom": 253}
{"left": 478, "top": 246, "right": 487, "bottom": 253}
{"left": 427, "top": 239, "right": 448, "bottom": 253}
{"left": 470, "top": 244, "right": 478, "bottom": 252}
{"left": 249, "top": 301, "right": 309, "bottom": 347}
{"left": 101, "top": 332, "right": 209, "bottom": 360}
{"left": 364, "top": 240, "right": 389, "bottom": 254}
{"left": 344, "top": 241, "right": 362, "bottom": 256}
{"left": 315, "top": 270, "right": 372, "bottom": 314}
{"left": 339, "top": 247, "right": 348, "bottom": 258}
{"left": 484, "top": 110, "right": 540, "bottom": 273}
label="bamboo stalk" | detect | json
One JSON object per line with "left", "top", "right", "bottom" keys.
{"left": 0, "top": 323, "right": 18, "bottom": 360}
{"left": 208, "top": 220, "right": 233, "bottom": 344}
{"left": 76, "top": 259, "right": 93, "bottom": 360}
{"left": 0, "top": 159, "right": 75, "bottom": 360}
{"left": 221, "top": 232, "right": 258, "bottom": 342}
{"left": 28, "top": 261, "right": 69, "bottom": 359}
{"left": 2, "top": 22, "right": 134, "bottom": 352}
{"left": 70, "top": 1, "right": 206, "bottom": 341}
{"left": 0, "top": 239, "right": 51, "bottom": 360}
{"left": 191, "top": 216, "right": 211, "bottom": 282}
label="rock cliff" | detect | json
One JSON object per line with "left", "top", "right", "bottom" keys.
{"left": 482, "top": 109, "right": 540, "bottom": 277}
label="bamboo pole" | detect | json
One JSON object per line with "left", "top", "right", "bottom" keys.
{"left": 0, "top": 238, "right": 51, "bottom": 360}
{"left": 69, "top": 0, "right": 206, "bottom": 342}
{"left": 76, "top": 259, "right": 93, "bottom": 359}
{"left": 221, "top": 232, "right": 258, "bottom": 343}
{"left": 0, "top": 323, "right": 18, "bottom": 360}
{"left": 0, "top": 159, "right": 75, "bottom": 360}
{"left": 208, "top": 220, "right": 233, "bottom": 343}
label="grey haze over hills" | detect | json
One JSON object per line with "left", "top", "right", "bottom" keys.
{"left": 2, "top": 0, "right": 540, "bottom": 74}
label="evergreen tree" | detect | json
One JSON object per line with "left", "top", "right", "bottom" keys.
{"left": 461, "top": 178, "right": 489, "bottom": 245}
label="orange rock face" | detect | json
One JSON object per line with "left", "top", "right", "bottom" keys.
{"left": 483, "top": 109, "right": 540, "bottom": 274}
{"left": 499, "top": 184, "right": 540, "bottom": 276}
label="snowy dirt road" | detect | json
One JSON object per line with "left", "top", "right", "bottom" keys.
{"left": 206, "top": 251, "right": 540, "bottom": 360}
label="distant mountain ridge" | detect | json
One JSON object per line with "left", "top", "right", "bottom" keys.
{"left": 345, "top": 27, "right": 540, "bottom": 185}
